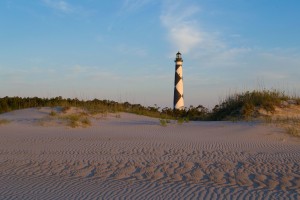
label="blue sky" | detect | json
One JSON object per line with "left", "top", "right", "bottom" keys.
{"left": 1, "top": 0, "right": 300, "bottom": 108}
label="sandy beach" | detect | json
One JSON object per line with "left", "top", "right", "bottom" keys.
{"left": 0, "top": 108, "right": 299, "bottom": 199}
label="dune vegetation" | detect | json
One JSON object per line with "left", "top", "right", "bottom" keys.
{"left": 60, "top": 113, "right": 92, "bottom": 128}
{"left": 0, "top": 119, "right": 10, "bottom": 125}
{"left": 0, "top": 96, "right": 208, "bottom": 121}
{"left": 1, "top": 89, "right": 300, "bottom": 135}
{"left": 1, "top": 90, "right": 299, "bottom": 121}
{"left": 210, "top": 90, "right": 300, "bottom": 120}
{"left": 210, "top": 90, "right": 300, "bottom": 137}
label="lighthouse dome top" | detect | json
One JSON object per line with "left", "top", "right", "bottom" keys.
{"left": 175, "top": 51, "right": 183, "bottom": 62}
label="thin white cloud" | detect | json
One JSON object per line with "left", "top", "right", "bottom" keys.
{"left": 159, "top": 1, "right": 300, "bottom": 107}
{"left": 42, "top": 0, "right": 73, "bottom": 13}
{"left": 160, "top": 1, "right": 249, "bottom": 64}
{"left": 42, "top": 0, "right": 93, "bottom": 17}
{"left": 108, "top": 0, "right": 154, "bottom": 34}
{"left": 122, "top": 0, "right": 152, "bottom": 12}
{"left": 160, "top": 2, "right": 203, "bottom": 53}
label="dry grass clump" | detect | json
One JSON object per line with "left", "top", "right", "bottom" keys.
{"left": 61, "top": 106, "right": 71, "bottom": 113}
{"left": 159, "top": 119, "right": 168, "bottom": 127}
{"left": 39, "top": 108, "right": 93, "bottom": 128}
{"left": 36, "top": 119, "right": 48, "bottom": 127}
{"left": 0, "top": 119, "right": 10, "bottom": 125}
{"left": 177, "top": 117, "right": 189, "bottom": 124}
{"left": 85, "top": 107, "right": 109, "bottom": 115}
{"left": 81, "top": 118, "right": 91, "bottom": 126}
{"left": 285, "top": 127, "right": 299, "bottom": 137}
{"left": 65, "top": 114, "right": 80, "bottom": 128}
{"left": 177, "top": 118, "right": 184, "bottom": 125}
{"left": 49, "top": 110, "right": 57, "bottom": 116}
{"left": 159, "top": 118, "right": 170, "bottom": 127}
{"left": 68, "top": 120, "right": 78, "bottom": 128}
{"left": 61, "top": 113, "right": 92, "bottom": 128}
{"left": 264, "top": 116, "right": 300, "bottom": 137}
{"left": 280, "top": 118, "right": 300, "bottom": 137}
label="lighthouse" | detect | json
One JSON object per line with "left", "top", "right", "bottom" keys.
{"left": 173, "top": 51, "right": 184, "bottom": 110}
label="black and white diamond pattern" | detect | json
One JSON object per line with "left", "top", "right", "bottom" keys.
{"left": 173, "top": 55, "right": 184, "bottom": 110}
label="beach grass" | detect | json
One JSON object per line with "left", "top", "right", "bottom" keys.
{"left": 81, "top": 117, "right": 91, "bottom": 126}
{"left": 210, "top": 89, "right": 299, "bottom": 120}
{"left": 61, "top": 113, "right": 92, "bottom": 128}
{"left": 159, "top": 119, "right": 168, "bottom": 127}
{"left": 177, "top": 118, "right": 184, "bottom": 125}
{"left": 0, "top": 119, "right": 10, "bottom": 125}
{"left": 61, "top": 106, "right": 71, "bottom": 113}
{"left": 266, "top": 117, "right": 300, "bottom": 137}
{"left": 285, "top": 127, "right": 299, "bottom": 137}
{"left": 49, "top": 110, "right": 57, "bottom": 116}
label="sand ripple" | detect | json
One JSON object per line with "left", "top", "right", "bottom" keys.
{"left": 0, "top": 111, "right": 300, "bottom": 199}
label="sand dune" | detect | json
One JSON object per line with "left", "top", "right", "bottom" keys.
{"left": 0, "top": 108, "right": 299, "bottom": 199}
